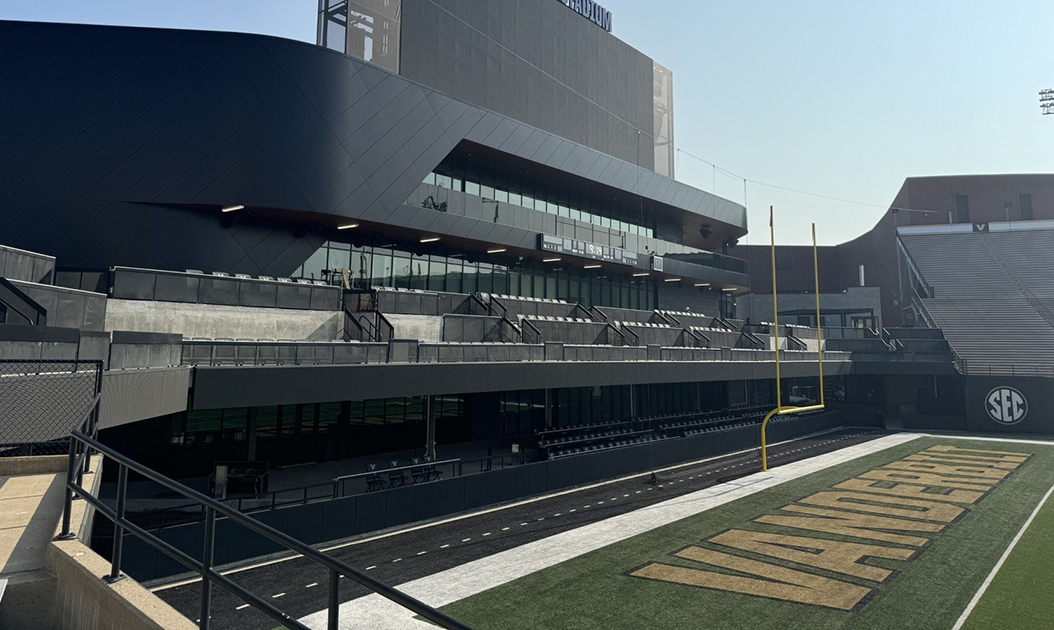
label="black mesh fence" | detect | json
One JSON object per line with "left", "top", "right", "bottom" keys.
{"left": 0, "top": 359, "right": 102, "bottom": 456}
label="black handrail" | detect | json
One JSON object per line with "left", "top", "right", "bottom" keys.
{"left": 342, "top": 303, "right": 369, "bottom": 342}
{"left": 376, "top": 311, "right": 395, "bottom": 342}
{"left": 653, "top": 310, "right": 680, "bottom": 327}
{"left": 468, "top": 293, "right": 490, "bottom": 316}
{"left": 589, "top": 304, "right": 609, "bottom": 323}
{"left": 0, "top": 277, "right": 47, "bottom": 325}
{"left": 608, "top": 323, "right": 637, "bottom": 347}
{"left": 683, "top": 327, "right": 709, "bottom": 348}
{"left": 520, "top": 317, "right": 542, "bottom": 344}
{"left": 61, "top": 430, "right": 471, "bottom": 630}
{"left": 497, "top": 315, "right": 522, "bottom": 344}
{"left": 487, "top": 294, "right": 509, "bottom": 319}
{"left": 570, "top": 303, "right": 593, "bottom": 321}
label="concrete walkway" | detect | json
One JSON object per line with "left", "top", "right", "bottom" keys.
{"left": 0, "top": 466, "right": 65, "bottom": 628}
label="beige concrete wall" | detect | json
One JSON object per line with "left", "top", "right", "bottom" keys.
{"left": 0, "top": 455, "right": 68, "bottom": 476}
{"left": 105, "top": 299, "right": 341, "bottom": 340}
{"left": 47, "top": 541, "right": 196, "bottom": 630}
{"left": 0, "top": 457, "right": 197, "bottom": 630}
{"left": 388, "top": 313, "right": 442, "bottom": 342}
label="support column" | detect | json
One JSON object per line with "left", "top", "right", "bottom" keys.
{"left": 246, "top": 407, "right": 259, "bottom": 461}
{"left": 425, "top": 395, "right": 437, "bottom": 459}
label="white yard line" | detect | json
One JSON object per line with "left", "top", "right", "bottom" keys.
{"left": 299, "top": 432, "right": 922, "bottom": 630}
{"left": 951, "top": 481, "right": 1054, "bottom": 630}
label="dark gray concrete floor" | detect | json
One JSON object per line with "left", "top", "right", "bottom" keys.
{"left": 153, "top": 427, "right": 882, "bottom": 629}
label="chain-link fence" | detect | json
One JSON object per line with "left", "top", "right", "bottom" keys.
{"left": 0, "top": 359, "right": 102, "bottom": 456}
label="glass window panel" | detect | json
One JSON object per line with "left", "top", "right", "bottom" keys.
{"left": 423, "top": 172, "right": 436, "bottom": 185}
{"left": 558, "top": 205, "right": 571, "bottom": 217}
{"left": 547, "top": 201, "right": 559, "bottom": 215}
{"left": 393, "top": 254, "right": 411, "bottom": 289}
{"left": 428, "top": 257, "right": 446, "bottom": 292}
{"left": 436, "top": 174, "right": 452, "bottom": 189}
{"left": 495, "top": 189, "right": 509, "bottom": 203}
{"left": 465, "top": 181, "right": 480, "bottom": 196}
{"left": 477, "top": 262, "right": 493, "bottom": 293}
{"left": 447, "top": 260, "right": 462, "bottom": 293}
{"left": 410, "top": 256, "right": 428, "bottom": 290}
{"left": 328, "top": 248, "right": 350, "bottom": 272}
{"left": 481, "top": 185, "right": 495, "bottom": 199}
{"left": 536, "top": 198, "right": 548, "bottom": 212}
{"left": 372, "top": 250, "right": 393, "bottom": 287}
{"left": 462, "top": 261, "right": 478, "bottom": 293}
{"left": 301, "top": 248, "right": 328, "bottom": 280}
{"left": 545, "top": 273, "right": 557, "bottom": 299}
{"left": 533, "top": 273, "right": 545, "bottom": 298}
{"left": 509, "top": 192, "right": 522, "bottom": 207}
{"left": 451, "top": 177, "right": 462, "bottom": 192}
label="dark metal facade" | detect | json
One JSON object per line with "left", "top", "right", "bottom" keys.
{"left": 400, "top": 0, "right": 654, "bottom": 169}
{"left": 0, "top": 20, "right": 743, "bottom": 277}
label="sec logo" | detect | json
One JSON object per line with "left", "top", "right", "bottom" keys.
{"left": 986, "top": 387, "right": 1027, "bottom": 425}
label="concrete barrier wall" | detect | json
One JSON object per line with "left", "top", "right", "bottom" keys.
{"left": 117, "top": 412, "right": 856, "bottom": 582}
{"left": 441, "top": 314, "right": 503, "bottom": 342}
{"left": 105, "top": 299, "right": 340, "bottom": 340}
{"left": 0, "top": 244, "right": 56, "bottom": 283}
{"left": 10, "top": 281, "right": 107, "bottom": 331}
{"left": 47, "top": 458, "right": 196, "bottom": 630}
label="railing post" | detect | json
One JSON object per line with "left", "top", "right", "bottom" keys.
{"left": 200, "top": 507, "right": 216, "bottom": 630}
{"left": 328, "top": 568, "right": 340, "bottom": 630}
{"left": 59, "top": 439, "right": 76, "bottom": 539}
{"left": 106, "top": 463, "right": 128, "bottom": 582}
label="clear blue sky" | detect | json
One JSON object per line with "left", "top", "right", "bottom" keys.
{"left": 3, "top": 0, "right": 1052, "bottom": 245}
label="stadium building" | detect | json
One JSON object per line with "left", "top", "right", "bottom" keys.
{"left": 1, "top": 3, "right": 1052, "bottom": 628}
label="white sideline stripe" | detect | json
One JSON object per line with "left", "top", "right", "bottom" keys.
{"left": 298, "top": 433, "right": 922, "bottom": 630}
{"left": 151, "top": 427, "right": 852, "bottom": 592}
{"left": 951, "top": 482, "right": 1054, "bottom": 630}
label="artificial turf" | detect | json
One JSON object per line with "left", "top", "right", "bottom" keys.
{"left": 438, "top": 437, "right": 1054, "bottom": 630}
{"left": 960, "top": 485, "right": 1054, "bottom": 630}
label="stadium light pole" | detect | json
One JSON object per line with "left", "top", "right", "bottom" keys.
{"left": 760, "top": 208, "right": 825, "bottom": 472}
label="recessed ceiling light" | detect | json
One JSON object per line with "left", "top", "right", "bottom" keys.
{"left": 420, "top": 237, "right": 440, "bottom": 243}
{"left": 487, "top": 248, "right": 507, "bottom": 254}
{"left": 584, "top": 264, "right": 602, "bottom": 269}
{"left": 633, "top": 272, "right": 649, "bottom": 277}
{"left": 694, "top": 282, "right": 711, "bottom": 287}
{"left": 664, "top": 278, "right": 681, "bottom": 282}
{"left": 337, "top": 223, "right": 359, "bottom": 230}
{"left": 543, "top": 257, "right": 561, "bottom": 263}
{"left": 221, "top": 205, "right": 244, "bottom": 213}
{"left": 722, "top": 287, "right": 737, "bottom": 292}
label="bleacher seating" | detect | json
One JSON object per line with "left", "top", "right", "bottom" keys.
{"left": 901, "top": 228, "right": 1054, "bottom": 370}
{"left": 536, "top": 404, "right": 779, "bottom": 460}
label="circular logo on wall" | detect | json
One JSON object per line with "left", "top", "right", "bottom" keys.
{"left": 986, "top": 387, "right": 1028, "bottom": 425}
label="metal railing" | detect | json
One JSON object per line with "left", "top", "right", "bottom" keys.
{"left": 61, "top": 429, "right": 471, "bottom": 630}
{"left": 954, "top": 361, "right": 1054, "bottom": 377}
{"left": 110, "top": 266, "right": 341, "bottom": 311}
{"left": 520, "top": 318, "right": 542, "bottom": 344}
{"left": 332, "top": 458, "right": 461, "bottom": 497}
{"left": 0, "top": 277, "right": 47, "bottom": 326}
{"left": 0, "top": 360, "right": 102, "bottom": 456}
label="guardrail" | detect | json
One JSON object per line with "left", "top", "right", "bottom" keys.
{"left": 62, "top": 427, "right": 471, "bottom": 630}
{"left": 955, "top": 361, "right": 1054, "bottom": 377}
{"left": 0, "top": 278, "right": 47, "bottom": 326}
{"left": 110, "top": 266, "right": 340, "bottom": 311}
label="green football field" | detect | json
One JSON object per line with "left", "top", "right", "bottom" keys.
{"left": 438, "top": 437, "right": 1054, "bottom": 630}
